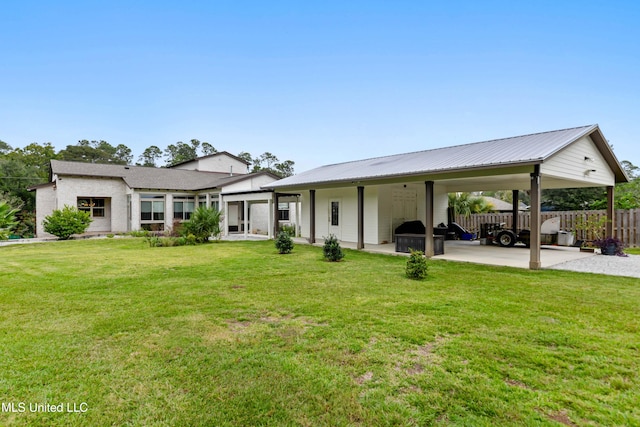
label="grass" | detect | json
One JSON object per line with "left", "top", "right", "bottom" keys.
{"left": 0, "top": 238, "right": 639, "bottom": 426}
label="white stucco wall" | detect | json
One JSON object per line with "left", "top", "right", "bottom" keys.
{"left": 172, "top": 154, "right": 248, "bottom": 174}
{"left": 34, "top": 184, "right": 57, "bottom": 238}
{"left": 39, "top": 176, "right": 130, "bottom": 236}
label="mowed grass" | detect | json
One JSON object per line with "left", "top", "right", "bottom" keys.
{"left": 0, "top": 238, "right": 638, "bottom": 426}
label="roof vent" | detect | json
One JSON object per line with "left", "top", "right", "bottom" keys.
{"left": 230, "top": 165, "right": 233, "bottom": 176}
{"left": 124, "top": 166, "right": 130, "bottom": 169}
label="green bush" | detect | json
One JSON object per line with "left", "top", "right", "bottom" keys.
{"left": 42, "top": 205, "right": 92, "bottom": 240}
{"left": 0, "top": 200, "right": 19, "bottom": 240}
{"left": 181, "top": 206, "right": 222, "bottom": 243}
{"left": 323, "top": 234, "right": 344, "bottom": 262}
{"left": 275, "top": 231, "right": 294, "bottom": 254}
{"left": 406, "top": 249, "right": 428, "bottom": 280}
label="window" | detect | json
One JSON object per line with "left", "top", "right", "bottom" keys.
{"left": 78, "top": 198, "right": 105, "bottom": 218}
{"left": 331, "top": 201, "right": 339, "bottom": 226}
{"left": 174, "top": 197, "right": 195, "bottom": 220}
{"left": 210, "top": 195, "right": 220, "bottom": 212}
{"left": 141, "top": 195, "right": 165, "bottom": 222}
{"left": 278, "top": 202, "right": 290, "bottom": 221}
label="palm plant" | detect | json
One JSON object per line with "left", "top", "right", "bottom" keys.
{"left": 181, "top": 206, "right": 223, "bottom": 243}
{"left": 0, "top": 200, "right": 21, "bottom": 240}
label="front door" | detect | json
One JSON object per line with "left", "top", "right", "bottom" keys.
{"left": 329, "top": 199, "right": 341, "bottom": 239}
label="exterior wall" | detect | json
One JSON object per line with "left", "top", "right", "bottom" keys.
{"left": 47, "top": 176, "right": 129, "bottom": 235}
{"left": 224, "top": 174, "right": 277, "bottom": 193}
{"left": 172, "top": 155, "right": 248, "bottom": 174}
{"left": 34, "top": 185, "right": 57, "bottom": 238}
{"left": 297, "top": 182, "right": 449, "bottom": 245}
{"left": 542, "top": 136, "right": 615, "bottom": 186}
{"left": 250, "top": 203, "right": 269, "bottom": 234}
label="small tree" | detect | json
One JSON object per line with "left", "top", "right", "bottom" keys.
{"left": 323, "top": 234, "right": 344, "bottom": 262}
{"left": 42, "top": 205, "right": 92, "bottom": 240}
{"left": 181, "top": 206, "right": 222, "bottom": 243}
{"left": 406, "top": 249, "right": 428, "bottom": 280}
{"left": 0, "top": 200, "right": 19, "bottom": 240}
{"left": 275, "top": 231, "right": 294, "bottom": 254}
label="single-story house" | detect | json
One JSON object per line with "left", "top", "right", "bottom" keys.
{"left": 30, "top": 152, "right": 300, "bottom": 238}
{"left": 265, "top": 124, "right": 629, "bottom": 269}
{"left": 482, "top": 196, "right": 528, "bottom": 212}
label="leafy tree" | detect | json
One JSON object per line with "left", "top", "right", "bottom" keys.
{"left": 138, "top": 146, "right": 163, "bottom": 167}
{"left": 0, "top": 140, "right": 12, "bottom": 154}
{"left": 240, "top": 151, "right": 295, "bottom": 178}
{"left": 201, "top": 142, "right": 217, "bottom": 156}
{"left": 164, "top": 139, "right": 201, "bottom": 166}
{"left": 114, "top": 144, "right": 133, "bottom": 164}
{"left": 58, "top": 140, "right": 131, "bottom": 165}
{"left": 274, "top": 160, "right": 295, "bottom": 178}
{"left": 42, "top": 205, "right": 92, "bottom": 240}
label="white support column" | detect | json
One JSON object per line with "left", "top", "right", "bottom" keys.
{"left": 165, "top": 194, "right": 174, "bottom": 232}
{"left": 223, "top": 199, "right": 229, "bottom": 236}
{"left": 267, "top": 198, "right": 274, "bottom": 239}
{"left": 243, "top": 200, "right": 249, "bottom": 237}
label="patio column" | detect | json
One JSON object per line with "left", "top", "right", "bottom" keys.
{"left": 223, "top": 199, "right": 229, "bottom": 236}
{"left": 606, "top": 186, "right": 615, "bottom": 237}
{"left": 243, "top": 201, "right": 249, "bottom": 237}
{"left": 357, "top": 186, "right": 364, "bottom": 250}
{"left": 309, "top": 190, "right": 316, "bottom": 244}
{"left": 425, "top": 181, "right": 434, "bottom": 257}
{"left": 273, "top": 192, "right": 279, "bottom": 237}
{"left": 529, "top": 166, "right": 542, "bottom": 270}
{"left": 512, "top": 190, "right": 519, "bottom": 236}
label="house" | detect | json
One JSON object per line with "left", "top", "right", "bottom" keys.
{"left": 266, "top": 125, "right": 629, "bottom": 269}
{"left": 482, "top": 196, "right": 528, "bottom": 212}
{"left": 31, "top": 152, "right": 299, "bottom": 238}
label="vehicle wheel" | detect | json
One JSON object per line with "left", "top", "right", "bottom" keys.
{"left": 496, "top": 230, "right": 517, "bottom": 247}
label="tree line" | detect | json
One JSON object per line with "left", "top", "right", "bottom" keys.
{"left": 0, "top": 138, "right": 296, "bottom": 235}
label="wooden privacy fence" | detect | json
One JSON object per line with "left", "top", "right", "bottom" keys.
{"left": 455, "top": 209, "right": 640, "bottom": 247}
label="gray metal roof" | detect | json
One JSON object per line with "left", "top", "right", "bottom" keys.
{"left": 50, "top": 160, "right": 253, "bottom": 191}
{"left": 269, "top": 125, "right": 626, "bottom": 189}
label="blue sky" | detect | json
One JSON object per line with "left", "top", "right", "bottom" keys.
{"left": 2, "top": 0, "right": 639, "bottom": 172}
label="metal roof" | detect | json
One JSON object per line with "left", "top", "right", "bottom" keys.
{"left": 50, "top": 160, "right": 256, "bottom": 191}
{"left": 269, "top": 125, "right": 626, "bottom": 189}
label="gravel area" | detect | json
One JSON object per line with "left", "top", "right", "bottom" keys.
{"left": 549, "top": 253, "right": 640, "bottom": 278}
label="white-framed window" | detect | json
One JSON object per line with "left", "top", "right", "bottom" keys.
{"left": 173, "top": 196, "right": 195, "bottom": 220}
{"left": 141, "top": 195, "right": 165, "bottom": 222}
{"left": 210, "top": 195, "right": 220, "bottom": 211}
{"left": 78, "top": 198, "right": 105, "bottom": 218}
{"left": 278, "top": 202, "right": 290, "bottom": 221}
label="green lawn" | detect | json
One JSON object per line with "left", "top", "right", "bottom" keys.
{"left": 1, "top": 238, "right": 638, "bottom": 426}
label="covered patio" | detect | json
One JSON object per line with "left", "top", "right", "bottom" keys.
{"left": 332, "top": 239, "right": 596, "bottom": 270}
{"left": 269, "top": 125, "right": 629, "bottom": 270}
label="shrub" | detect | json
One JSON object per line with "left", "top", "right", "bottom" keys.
{"left": 275, "top": 231, "right": 294, "bottom": 254}
{"left": 406, "top": 249, "right": 428, "bottom": 280}
{"left": 323, "top": 234, "right": 344, "bottom": 262}
{"left": 42, "top": 205, "right": 92, "bottom": 240}
{"left": 0, "top": 200, "right": 19, "bottom": 240}
{"left": 280, "top": 224, "right": 296, "bottom": 237}
{"left": 181, "top": 206, "right": 222, "bottom": 243}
